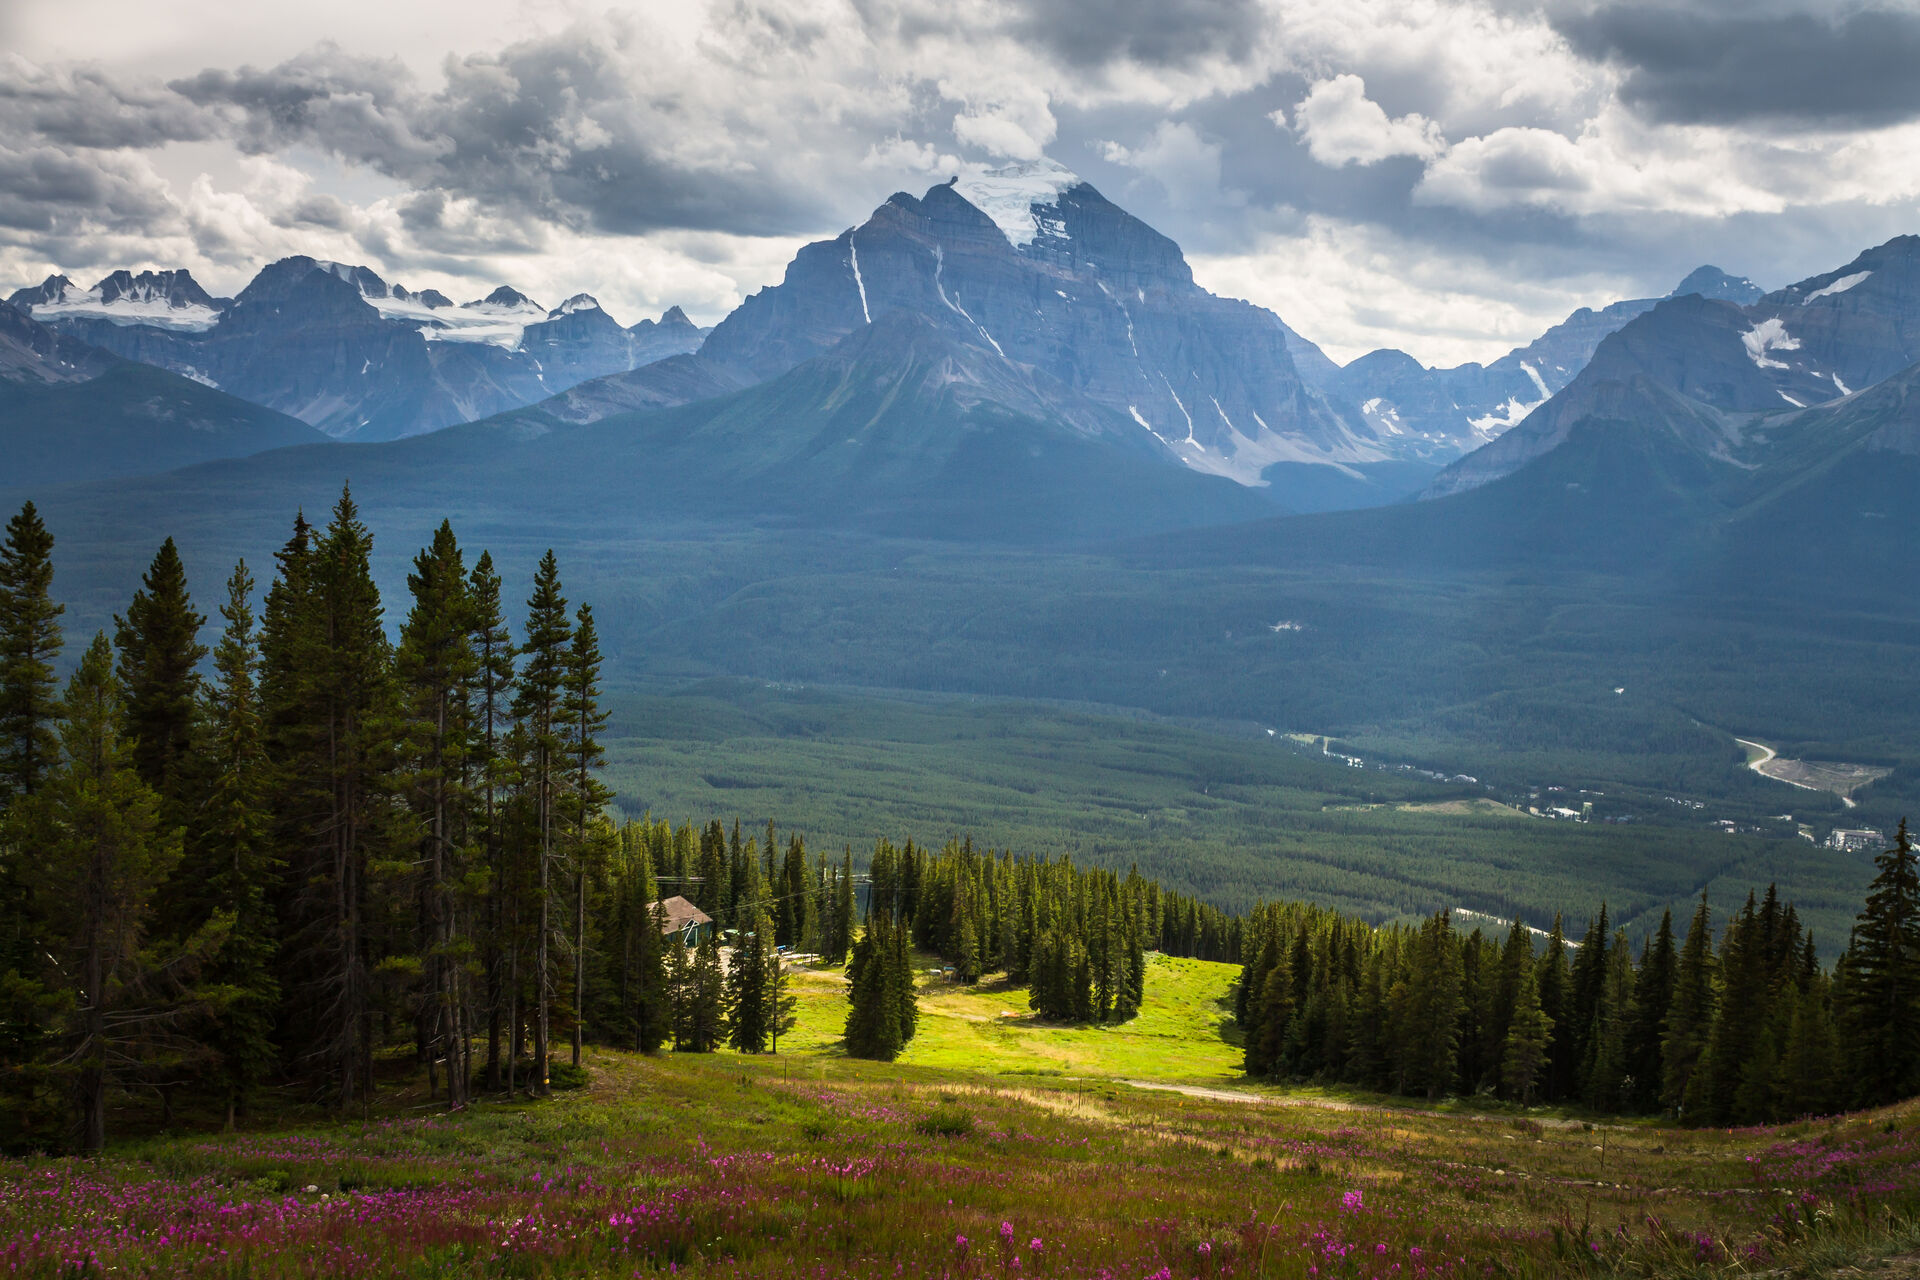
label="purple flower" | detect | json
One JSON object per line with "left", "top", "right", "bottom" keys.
{"left": 1342, "top": 1190, "right": 1365, "bottom": 1213}
{"left": 1030, "top": 1238, "right": 1044, "bottom": 1253}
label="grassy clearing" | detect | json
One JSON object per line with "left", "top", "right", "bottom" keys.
{"left": 6, "top": 1034, "right": 1918, "bottom": 1279}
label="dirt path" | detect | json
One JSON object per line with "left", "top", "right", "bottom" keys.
{"left": 1113, "top": 1078, "right": 1619, "bottom": 1132}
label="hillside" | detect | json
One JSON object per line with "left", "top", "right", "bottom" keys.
{"left": 4, "top": 959, "right": 1917, "bottom": 1279}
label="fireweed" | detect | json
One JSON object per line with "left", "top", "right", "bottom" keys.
{"left": 1, "top": 1051, "right": 1916, "bottom": 1278}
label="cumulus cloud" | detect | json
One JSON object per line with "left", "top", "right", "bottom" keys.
{"left": 1289, "top": 74, "right": 1448, "bottom": 166}
{"left": 3, "top": 0, "right": 1920, "bottom": 366}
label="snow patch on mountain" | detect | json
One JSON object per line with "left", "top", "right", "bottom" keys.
{"left": 27, "top": 279, "right": 221, "bottom": 332}
{"left": 1743, "top": 318, "right": 1802, "bottom": 370}
{"left": 1804, "top": 271, "right": 1871, "bottom": 302}
{"left": 952, "top": 160, "right": 1081, "bottom": 248}
{"left": 551, "top": 294, "right": 602, "bottom": 316}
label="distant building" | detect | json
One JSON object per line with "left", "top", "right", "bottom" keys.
{"left": 650, "top": 895, "right": 715, "bottom": 946}
{"left": 1827, "top": 828, "right": 1886, "bottom": 854}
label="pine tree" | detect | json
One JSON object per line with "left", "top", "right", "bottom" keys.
{"left": 728, "top": 874, "right": 773, "bottom": 1054}
{"left": 0, "top": 502, "right": 63, "bottom": 802}
{"left": 1624, "top": 910, "right": 1676, "bottom": 1112}
{"left": 1502, "top": 961, "right": 1552, "bottom": 1105}
{"left": 395, "top": 522, "right": 477, "bottom": 1108}
{"left": 1841, "top": 819, "right": 1920, "bottom": 1107}
{"left": 112, "top": 537, "right": 206, "bottom": 838}
{"left": 190, "top": 562, "right": 281, "bottom": 1126}
{"left": 512, "top": 551, "right": 571, "bottom": 1094}
{"left": 17, "top": 635, "right": 186, "bottom": 1151}
{"left": 1662, "top": 893, "right": 1717, "bottom": 1118}
{"left": 634, "top": 900, "right": 672, "bottom": 1053}
{"left": 562, "top": 604, "right": 611, "bottom": 1070}
{"left": 262, "top": 492, "right": 393, "bottom": 1109}
{"left": 466, "top": 552, "right": 515, "bottom": 1090}
{"left": 682, "top": 929, "right": 726, "bottom": 1053}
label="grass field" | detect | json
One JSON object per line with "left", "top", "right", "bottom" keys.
{"left": 7, "top": 952, "right": 1920, "bottom": 1279}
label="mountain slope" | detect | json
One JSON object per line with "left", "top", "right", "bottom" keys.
{"left": 1424, "top": 237, "right": 1920, "bottom": 502}
{"left": 0, "top": 306, "right": 327, "bottom": 489}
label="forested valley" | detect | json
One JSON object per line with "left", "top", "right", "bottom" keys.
{"left": 1, "top": 493, "right": 1915, "bottom": 1156}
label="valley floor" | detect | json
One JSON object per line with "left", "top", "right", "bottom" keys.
{"left": 7, "top": 955, "right": 1919, "bottom": 1279}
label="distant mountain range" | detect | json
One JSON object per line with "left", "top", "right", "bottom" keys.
{"left": 9, "top": 162, "right": 1767, "bottom": 510}
{"left": 6, "top": 163, "right": 1918, "bottom": 579}
{"left": 7, "top": 263, "right": 708, "bottom": 441}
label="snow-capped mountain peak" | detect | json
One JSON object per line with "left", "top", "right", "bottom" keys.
{"left": 8, "top": 269, "right": 225, "bottom": 332}
{"left": 952, "top": 159, "right": 1081, "bottom": 248}
{"left": 551, "top": 293, "right": 603, "bottom": 317}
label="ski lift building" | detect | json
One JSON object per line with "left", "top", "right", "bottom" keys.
{"left": 651, "top": 896, "right": 715, "bottom": 947}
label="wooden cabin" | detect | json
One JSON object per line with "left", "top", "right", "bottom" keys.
{"left": 650, "top": 895, "right": 715, "bottom": 947}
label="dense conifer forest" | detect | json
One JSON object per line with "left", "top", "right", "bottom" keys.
{"left": 1, "top": 495, "right": 1916, "bottom": 1155}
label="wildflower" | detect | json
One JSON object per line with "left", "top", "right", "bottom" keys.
{"left": 957, "top": 1234, "right": 970, "bottom": 1251}
{"left": 1031, "top": 1238, "right": 1044, "bottom": 1253}
{"left": 1002, "top": 1221, "right": 1016, "bottom": 1243}
{"left": 1342, "top": 1190, "right": 1364, "bottom": 1213}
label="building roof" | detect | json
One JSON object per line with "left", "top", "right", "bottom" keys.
{"left": 651, "top": 895, "right": 713, "bottom": 934}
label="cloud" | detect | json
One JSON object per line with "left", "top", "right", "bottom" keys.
{"left": 1097, "top": 120, "right": 1233, "bottom": 210}
{"left": 0, "top": 54, "right": 216, "bottom": 149}
{"left": 1009, "top": 0, "right": 1265, "bottom": 70}
{"left": 1557, "top": 2, "right": 1920, "bottom": 128}
{"left": 1290, "top": 74, "right": 1448, "bottom": 166}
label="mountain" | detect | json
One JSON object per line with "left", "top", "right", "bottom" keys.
{"left": 1328, "top": 265, "right": 1773, "bottom": 461}
{"left": 0, "top": 305, "right": 326, "bottom": 489}
{"left": 531, "top": 162, "right": 1392, "bottom": 509}
{"left": 1426, "top": 236, "right": 1920, "bottom": 500}
{"left": 8, "top": 269, "right": 229, "bottom": 332}
{"left": 9, "top": 263, "right": 708, "bottom": 442}
{"left": 1669, "top": 265, "right": 1764, "bottom": 303}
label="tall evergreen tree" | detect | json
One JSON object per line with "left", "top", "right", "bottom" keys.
{"left": 190, "top": 562, "right": 281, "bottom": 1126}
{"left": 563, "top": 603, "right": 611, "bottom": 1070}
{"left": 17, "top": 635, "right": 186, "bottom": 1151}
{"left": 0, "top": 502, "right": 63, "bottom": 802}
{"left": 1501, "top": 961, "right": 1552, "bottom": 1104}
{"left": 262, "top": 492, "right": 393, "bottom": 1109}
{"left": 395, "top": 522, "right": 477, "bottom": 1108}
{"left": 466, "top": 552, "right": 515, "bottom": 1090}
{"left": 1841, "top": 819, "right": 1920, "bottom": 1107}
{"left": 512, "top": 551, "right": 571, "bottom": 1094}
{"left": 112, "top": 537, "right": 206, "bottom": 837}
{"left": 1662, "top": 893, "right": 1717, "bottom": 1118}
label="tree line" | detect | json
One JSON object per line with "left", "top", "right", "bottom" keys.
{"left": 0, "top": 493, "right": 636, "bottom": 1150}
{"left": 1235, "top": 822, "right": 1918, "bottom": 1124}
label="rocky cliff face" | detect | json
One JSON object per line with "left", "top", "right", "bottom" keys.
{"left": 694, "top": 164, "right": 1378, "bottom": 485}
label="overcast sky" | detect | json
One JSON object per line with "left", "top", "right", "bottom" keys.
{"left": 5, "top": 0, "right": 1919, "bottom": 365}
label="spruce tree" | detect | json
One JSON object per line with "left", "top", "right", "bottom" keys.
{"left": 682, "top": 929, "right": 726, "bottom": 1053}
{"left": 18, "top": 635, "right": 185, "bottom": 1151}
{"left": 191, "top": 562, "right": 281, "bottom": 1126}
{"left": 0, "top": 502, "right": 62, "bottom": 802}
{"left": 1841, "top": 819, "right": 1920, "bottom": 1107}
{"left": 1624, "top": 910, "right": 1676, "bottom": 1112}
{"left": 562, "top": 604, "right": 611, "bottom": 1069}
{"left": 634, "top": 900, "right": 672, "bottom": 1053}
{"left": 112, "top": 537, "right": 206, "bottom": 834}
{"left": 395, "top": 522, "right": 476, "bottom": 1108}
{"left": 263, "top": 491, "right": 392, "bottom": 1109}
{"left": 1501, "top": 961, "right": 1552, "bottom": 1105}
{"left": 466, "top": 551, "right": 515, "bottom": 1090}
{"left": 1661, "top": 893, "right": 1717, "bottom": 1118}
{"left": 512, "top": 551, "right": 571, "bottom": 1094}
